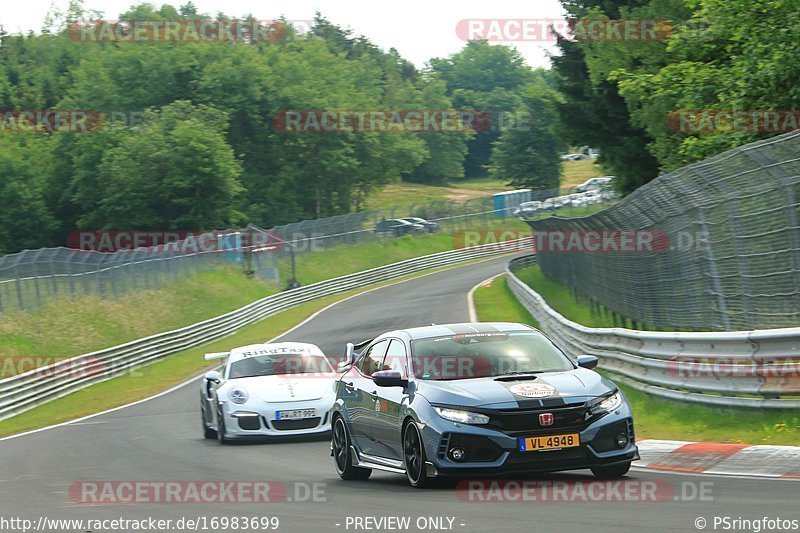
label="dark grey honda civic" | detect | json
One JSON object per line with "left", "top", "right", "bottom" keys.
{"left": 330, "top": 322, "right": 639, "bottom": 487}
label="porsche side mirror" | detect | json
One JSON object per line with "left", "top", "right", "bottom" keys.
{"left": 577, "top": 355, "right": 599, "bottom": 370}
{"left": 372, "top": 370, "right": 407, "bottom": 388}
{"left": 204, "top": 370, "right": 221, "bottom": 383}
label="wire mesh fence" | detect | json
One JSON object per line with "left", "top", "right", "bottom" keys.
{"left": 0, "top": 230, "right": 253, "bottom": 313}
{"left": 0, "top": 184, "right": 611, "bottom": 314}
{"left": 527, "top": 130, "right": 800, "bottom": 331}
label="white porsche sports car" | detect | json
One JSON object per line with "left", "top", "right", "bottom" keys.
{"left": 200, "top": 342, "right": 337, "bottom": 443}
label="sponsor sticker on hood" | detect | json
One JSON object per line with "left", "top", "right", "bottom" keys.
{"left": 508, "top": 382, "right": 557, "bottom": 398}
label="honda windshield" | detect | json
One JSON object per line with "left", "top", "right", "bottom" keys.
{"left": 410, "top": 331, "right": 573, "bottom": 380}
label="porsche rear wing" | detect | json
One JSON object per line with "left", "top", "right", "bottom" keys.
{"left": 204, "top": 352, "right": 229, "bottom": 361}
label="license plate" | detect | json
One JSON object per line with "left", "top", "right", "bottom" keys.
{"left": 275, "top": 409, "right": 316, "bottom": 420}
{"left": 519, "top": 433, "right": 579, "bottom": 452}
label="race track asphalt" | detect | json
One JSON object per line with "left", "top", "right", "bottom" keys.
{"left": 0, "top": 256, "right": 797, "bottom": 533}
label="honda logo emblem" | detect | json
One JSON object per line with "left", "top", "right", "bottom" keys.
{"left": 539, "top": 413, "right": 554, "bottom": 426}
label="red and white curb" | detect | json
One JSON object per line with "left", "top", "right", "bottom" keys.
{"left": 636, "top": 439, "right": 800, "bottom": 479}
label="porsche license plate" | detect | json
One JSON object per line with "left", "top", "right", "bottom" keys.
{"left": 519, "top": 433, "right": 579, "bottom": 452}
{"left": 276, "top": 409, "right": 316, "bottom": 420}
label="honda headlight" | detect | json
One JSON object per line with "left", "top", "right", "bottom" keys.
{"left": 229, "top": 386, "right": 249, "bottom": 405}
{"left": 434, "top": 407, "right": 489, "bottom": 425}
{"left": 590, "top": 391, "right": 622, "bottom": 416}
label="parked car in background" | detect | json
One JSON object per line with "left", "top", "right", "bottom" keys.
{"left": 512, "top": 201, "right": 543, "bottom": 218}
{"left": 576, "top": 176, "right": 613, "bottom": 192}
{"left": 400, "top": 217, "right": 439, "bottom": 233}
{"left": 374, "top": 218, "right": 426, "bottom": 237}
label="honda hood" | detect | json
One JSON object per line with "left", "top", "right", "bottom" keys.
{"left": 416, "top": 367, "right": 615, "bottom": 408}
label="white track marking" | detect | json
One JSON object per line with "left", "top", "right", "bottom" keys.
{"left": 466, "top": 273, "right": 505, "bottom": 322}
{"left": 0, "top": 255, "right": 505, "bottom": 442}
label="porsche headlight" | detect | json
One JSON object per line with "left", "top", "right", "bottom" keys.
{"left": 590, "top": 391, "right": 622, "bottom": 416}
{"left": 434, "top": 407, "right": 489, "bottom": 425}
{"left": 229, "top": 386, "right": 249, "bottom": 405}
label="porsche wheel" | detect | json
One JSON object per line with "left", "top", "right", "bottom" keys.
{"left": 217, "top": 408, "right": 231, "bottom": 444}
{"left": 202, "top": 411, "right": 217, "bottom": 439}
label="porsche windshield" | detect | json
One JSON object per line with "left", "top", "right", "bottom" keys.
{"left": 410, "top": 331, "right": 573, "bottom": 380}
{"left": 228, "top": 354, "right": 334, "bottom": 379}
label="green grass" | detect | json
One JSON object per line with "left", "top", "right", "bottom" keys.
{"left": 2, "top": 218, "right": 529, "bottom": 376}
{"left": 0, "top": 292, "right": 346, "bottom": 437}
{"left": 514, "top": 265, "right": 616, "bottom": 327}
{"left": 561, "top": 158, "right": 607, "bottom": 189}
{"left": 364, "top": 177, "right": 512, "bottom": 211}
{"left": 473, "top": 275, "right": 538, "bottom": 327}
{"left": 0, "top": 259, "right": 499, "bottom": 438}
{"left": 282, "top": 219, "right": 530, "bottom": 286}
{"left": 471, "top": 272, "right": 800, "bottom": 445}
{"left": 616, "top": 382, "right": 800, "bottom": 445}
{"left": 0, "top": 267, "right": 279, "bottom": 373}
{"left": 362, "top": 163, "right": 607, "bottom": 213}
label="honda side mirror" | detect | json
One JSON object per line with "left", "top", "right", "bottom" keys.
{"left": 577, "top": 355, "right": 599, "bottom": 370}
{"left": 372, "top": 370, "right": 407, "bottom": 388}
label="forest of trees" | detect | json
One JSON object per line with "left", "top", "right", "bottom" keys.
{"left": 0, "top": 1, "right": 563, "bottom": 254}
{"left": 1, "top": 0, "right": 798, "bottom": 254}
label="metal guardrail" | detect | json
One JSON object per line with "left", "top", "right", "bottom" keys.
{"left": 0, "top": 241, "right": 524, "bottom": 421}
{"left": 506, "top": 255, "right": 800, "bottom": 408}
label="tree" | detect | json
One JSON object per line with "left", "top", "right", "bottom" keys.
{"left": 550, "top": 0, "right": 689, "bottom": 192}
{"left": 76, "top": 101, "right": 242, "bottom": 230}
{"left": 614, "top": 0, "right": 800, "bottom": 167}
{"left": 489, "top": 74, "right": 565, "bottom": 189}
{"left": 429, "top": 41, "right": 533, "bottom": 178}
{"left": 0, "top": 136, "right": 58, "bottom": 253}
